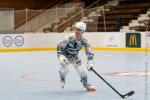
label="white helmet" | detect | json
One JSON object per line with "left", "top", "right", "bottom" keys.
{"left": 75, "top": 22, "right": 86, "bottom": 32}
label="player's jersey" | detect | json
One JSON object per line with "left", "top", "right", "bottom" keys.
{"left": 57, "top": 33, "right": 94, "bottom": 59}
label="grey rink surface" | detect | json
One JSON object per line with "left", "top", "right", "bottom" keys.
{"left": 0, "top": 51, "right": 149, "bottom": 100}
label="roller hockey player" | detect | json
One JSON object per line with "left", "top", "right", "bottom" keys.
{"left": 57, "top": 22, "right": 96, "bottom": 92}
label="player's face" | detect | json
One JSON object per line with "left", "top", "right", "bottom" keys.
{"left": 74, "top": 27, "right": 83, "bottom": 34}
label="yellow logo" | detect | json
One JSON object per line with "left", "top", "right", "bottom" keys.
{"left": 129, "top": 35, "right": 137, "bottom": 46}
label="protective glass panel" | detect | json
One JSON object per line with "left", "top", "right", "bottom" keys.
{"left": 0, "top": 8, "right": 14, "bottom": 31}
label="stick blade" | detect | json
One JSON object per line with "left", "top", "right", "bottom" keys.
{"left": 123, "top": 91, "right": 135, "bottom": 99}
{"left": 127, "top": 91, "right": 135, "bottom": 96}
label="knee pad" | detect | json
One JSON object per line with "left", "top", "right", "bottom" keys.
{"left": 59, "top": 55, "right": 69, "bottom": 67}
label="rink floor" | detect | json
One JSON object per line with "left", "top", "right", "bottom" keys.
{"left": 0, "top": 51, "right": 149, "bottom": 100}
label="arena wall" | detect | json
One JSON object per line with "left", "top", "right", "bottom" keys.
{"left": 0, "top": 32, "right": 149, "bottom": 52}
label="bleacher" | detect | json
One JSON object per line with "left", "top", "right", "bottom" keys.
{"left": 14, "top": 0, "right": 72, "bottom": 30}
{"left": 129, "top": 18, "right": 150, "bottom": 31}
{"left": 87, "top": 0, "right": 150, "bottom": 32}
{"left": 50, "top": 0, "right": 112, "bottom": 32}
{"left": 1, "top": 0, "right": 149, "bottom": 32}
{"left": 51, "top": 0, "right": 150, "bottom": 32}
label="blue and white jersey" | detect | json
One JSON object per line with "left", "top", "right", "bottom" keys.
{"left": 57, "top": 33, "right": 94, "bottom": 60}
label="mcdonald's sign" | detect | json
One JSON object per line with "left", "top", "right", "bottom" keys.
{"left": 126, "top": 33, "right": 141, "bottom": 48}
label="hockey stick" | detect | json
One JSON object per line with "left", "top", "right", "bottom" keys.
{"left": 91, "top": 67, "right": 135, "bottom": 99}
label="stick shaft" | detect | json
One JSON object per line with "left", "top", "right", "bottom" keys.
{"left": 91, "top": 68, "right": 124, "bottom": 98}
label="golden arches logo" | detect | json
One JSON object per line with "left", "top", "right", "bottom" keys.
{"left": 129, "top": 35, "right": 137, "bottom": 46}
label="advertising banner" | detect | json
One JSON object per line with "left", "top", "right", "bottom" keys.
{"left": 126, "top": 33, "right": 141, "bottom": 48}
{"left": 0, "top": 34, "right": 24, "bottom": 48}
